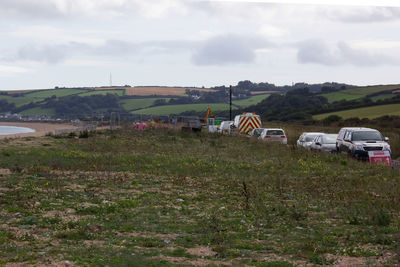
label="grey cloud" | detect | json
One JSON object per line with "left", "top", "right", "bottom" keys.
{"left": 325, "top": 6, "right": 400, "bottom": 23}
{"left": 14, "top": 44, "right": 70, "bottom": 64}
{"left": 297, "top": 39, "right": 398, "bottom": 66}
{"left": 192, "top": 34, "right": 272, "bottom": 66}
{"left": 0, "top": 0, "right": 65, "bottom": 19}
{"left": 4, "top": 39, "right": 198, "bottom": 64}
{"left": 0, "top": 0, "right": 190, "bottom": 19}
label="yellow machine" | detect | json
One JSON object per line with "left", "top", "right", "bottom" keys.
{"left": 203, "top": 106, "right": 214, "bottom": 126}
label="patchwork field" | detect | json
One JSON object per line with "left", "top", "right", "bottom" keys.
{"left": 0, "top": 89, "right": 90, "bottom": 107}
{"left": 0, "top": 129, "right": 398, "bottom": 266}
{"left": 313, "top": 104, "right": 400, "bottom": 120}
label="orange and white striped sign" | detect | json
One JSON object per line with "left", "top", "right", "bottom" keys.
{"left": 239, "top": 114, "right": 261, "bottom": 134}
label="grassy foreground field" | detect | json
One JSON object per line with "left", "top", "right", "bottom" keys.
{"left": 313, "top": 104, "right": 400, "bottom": 120}
{"left": 0, "top": 129, "right": 399, "bottom": 266}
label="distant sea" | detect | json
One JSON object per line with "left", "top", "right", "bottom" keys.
{"left": 0, "top": 126, "right": 35, "bottom": 135}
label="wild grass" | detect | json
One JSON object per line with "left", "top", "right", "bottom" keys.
{"left": 0, "top": 128, "right": 398, "bottom": 266}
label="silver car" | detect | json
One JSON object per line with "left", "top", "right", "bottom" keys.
{"left": 310, "top": 134, "right": 338, "bottom": 153}
{"left": 297, "top": 132, "right": 324, "bottom": 149}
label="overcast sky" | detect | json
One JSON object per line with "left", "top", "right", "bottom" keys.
{"left": 1, "top": 0, "right": 400, "bottom": 90}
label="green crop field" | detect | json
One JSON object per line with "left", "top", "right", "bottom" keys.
{"left": 0, "top": 129, "right": 398, "bottom": 266}
{"left": 78, "top": 90, "right": 125, "bottom": 97}
{"left": 25, "top": 89, "right": 88, "bottom": 99}
{"left": 233, "top": 94, "right": 270, "bottom": 107}
{"left": 313, "top": 103, "right": 400, "bottom": 120}
{"left": 132, "top": 103, "right": 235, "bottom": 115}
{"left": 345, "top": 84, "right": 400, "bottom": 95}
{"left": 320, "top": 84, "right": 400, "bottom": 103}
{"left": 319, "top": 92, "right": 362, "bottom": 103}
{"left": 120, "top": 98, "right": 172, "bottom": 111}
{"left": 370, "top": 94, "right": 396, "bottom": 102}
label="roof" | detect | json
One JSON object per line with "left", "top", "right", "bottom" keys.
{"left": 301, "top": 132, "right": 324, "bottom": 135}
{"left": 339, "top": 127, "right": 377, "bottom": 131}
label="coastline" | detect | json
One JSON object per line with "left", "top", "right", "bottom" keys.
{"left": 0, "top": 122, "right": 77, "bottom": 139}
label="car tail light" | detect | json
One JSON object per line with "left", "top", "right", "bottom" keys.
{"left": 265, "top": 135, "right": 271, "bottom": 138}
{"left": 281, "top": 136, "right": 286, "bottom": 138}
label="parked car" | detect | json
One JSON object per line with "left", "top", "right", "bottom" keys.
{"left": 336, "top": 127, "right": 391, "bottom": 159}
{"left": 249, "top": 128, "right": 265, "bottom": 139}
{"left": 297, "top": 132, "right": 324, "bottom": 149}
{"left": 259, "top": 128, "right": 287, "bottom": 144}
{"left": 310, "top": 134, "right": 338, "bottom": 153}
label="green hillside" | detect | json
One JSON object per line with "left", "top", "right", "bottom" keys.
{"left": 320, "top": 84, "right": 400, "bottom": 103}
{"left": 0, "top": 95, "right": 34, "bottom": 107}
{"left": 0, "top": 89, "right": 88, "bottom": 107}
{"left": 132, "top": 103, "right": 236, "bottom": 115}
{"left": 313, "top": 103, "right": 400, "bottom": 120}
{"left": 233, "top": 94, "right": 270, "bottom": 107}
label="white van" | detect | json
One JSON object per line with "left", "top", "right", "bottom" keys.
{"left": 219, "top": 121, "right": 233, "bottom": 134}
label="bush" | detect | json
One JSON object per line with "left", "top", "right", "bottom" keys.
{"left": 79, "top": 130, "right": 89, "bottom": 138}
{"left": 322, "top": 115, "right": 342, "bottom": 125}
{"left": 370, "top": 207, "right": 391, "bottom": 227}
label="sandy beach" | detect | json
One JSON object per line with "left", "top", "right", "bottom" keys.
{"left": 0, "top": 122, "right": 77, "bottom": 139}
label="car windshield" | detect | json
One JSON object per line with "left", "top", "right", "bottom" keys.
{"left": 266, "top": 130, "right": 284, "bottom": 135}
{"left": 322, "top": 135, "right": 337, "bottom": 144}
{"left": 352, "top": 131, "right": 382, "bottom": 141}
{"left": 305, "top": 134, "right": 318, "bottom": 142}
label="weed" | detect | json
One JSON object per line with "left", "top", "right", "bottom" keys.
{"left": 370, "top": 207, "right": 392, "bottom": 227}
{"left": 242, "top": 180, "right": 250, "bottom": 210}
{"left": 79, "top": 130, "right": 89, "bottom": 138}
{"left": 256, "top": 261, "right": 295, "bottom": 267}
